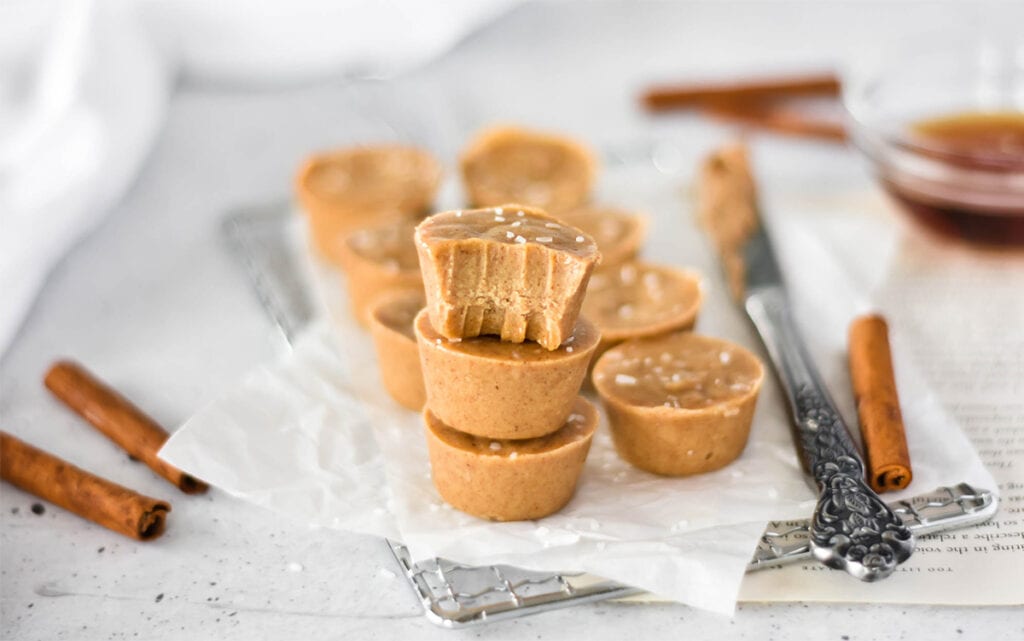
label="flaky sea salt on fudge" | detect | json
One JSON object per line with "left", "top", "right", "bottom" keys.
{"left": 414, "top": 205, "right": 600, "bottom": 350}
{"left": 460, "top": 126, "right": 597, "bottom": 214}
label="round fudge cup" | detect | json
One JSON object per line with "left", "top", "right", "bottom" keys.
{"left": 338, "top": 223, "right": 423, "bottom": 326}
{"left": 369, "top": 290, "right": 427, "bottom": 411}
{"left": 582, "top": 262, "right": 702, "bottom": 362}
{"left": 295, "top": 145, "right": 442, "bottom": 263}
{"left": 414, "top": 205, "right": 600, "bottom": 350}
{"left": 424, "top": 396, "right": 598, "bottom": 521}
{"left": 592, "top": 332, "right": 764, "bottom": 476}
{"left": 558, "top": 207, "right": 648, "bottom": 270}
{"left": 460, "top": 126, "right": 597, "bottom": 215}
{"left": 415, "top": 309, "right": 600, "bottom": 439}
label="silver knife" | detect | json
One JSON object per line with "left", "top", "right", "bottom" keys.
{"left": 700, "top": 145, "right": 914, "bottom": 581}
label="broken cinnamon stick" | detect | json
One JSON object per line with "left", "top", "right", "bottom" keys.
{"left": 642, "top": 72, "right": 840, "bottom": 111}
{"left": 848, "top": 314, "right": 913, "bottom": 492}
{"left": 0, "top": 431, "right": 171, "bottom": 541}
{"left": 44, "top": 361, "right": 207, "bottom": 494}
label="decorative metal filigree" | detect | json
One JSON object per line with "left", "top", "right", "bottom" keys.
{"left": 794, "top": 386, "right": 915, "bottom": 580}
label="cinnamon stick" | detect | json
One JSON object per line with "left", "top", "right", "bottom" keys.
{"left": 0, "top": 431, "right": 171, "bottom": 541}
{"left": 703, "top": 100, "right": 848, "bottom": 142}
{"left": 642, "top": 72, "right": 840, "bottom": 111}
{"left": 848, "top": 315, "right": 913, "bottom": 492}
{"left": 44, "top": 361, "right": 207, "bottom": 494}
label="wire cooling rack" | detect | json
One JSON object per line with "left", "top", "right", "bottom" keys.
{"left": 385, "top": 483, "right": 996, "bottom": 627}
{"left": 222, "top": 205, "right": 999, "bottom": 629}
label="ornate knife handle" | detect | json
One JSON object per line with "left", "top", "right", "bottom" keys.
{"left": 745, "top": 288, "right": 914, "bottom": 581}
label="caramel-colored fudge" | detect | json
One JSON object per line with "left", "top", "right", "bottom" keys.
{"left": 582, "top": 262, "right": 702, "bottom": 360}
{"left": 592, "top": 333, "right": 764, "bottom": 476}
{"left": 415, "top": 309, "right": 600, "bottom": 439}
{"left": 338, "top": 223, "right": 423, "bottom": 326}
{"left": 415, "top": 205, "right": 600, "bottom": 350}
{"left": 558, "top": 207, "right": 648, "bottom": 270}
{"left": 424, "top": 396, "right": 597, "bottom": 521}
{"left": 460, "top": 127, "right": 597, "bottom": 214}
{"left": 296, "top": 145, "right": 442, "bottom": 263}
{"left": 369, "top": 291, "right": 426, "bottom": 411}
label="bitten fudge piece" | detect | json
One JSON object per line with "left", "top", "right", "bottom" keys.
{"left": 460, "top": 127, "right": 597, "bottom": 214}
{"left": 415, "top": 205, "right": 600, "bottom": 350}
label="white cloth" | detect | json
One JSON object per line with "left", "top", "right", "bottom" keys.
{"left": 0, "top": 0, "right": 512, "bottom": 357}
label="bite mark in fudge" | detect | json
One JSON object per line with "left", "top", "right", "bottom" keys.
{"left": 415, "top": 205, "right": 600, "bottom": 350}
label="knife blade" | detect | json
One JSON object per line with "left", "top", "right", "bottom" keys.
{"left": 698, "top": 143, "right": 914, "bottom": 581}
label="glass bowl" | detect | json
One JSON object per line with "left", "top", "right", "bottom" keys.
{"left": 842, "top": 37, "right": 1024, "bottom": 244}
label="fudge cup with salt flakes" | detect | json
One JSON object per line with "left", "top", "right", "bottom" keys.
{"left": 423, "top": 396, "right": 598, "bottom": 521}
{"left": 414, "top": 309, "right": 600, "bottom": 440}
{"left": 369, "top": 290, "right": 427, "bottom": 411}
{"left": 459, "top": 126, "right": 597, "bottom": 215}
{"left": 414, "top": 205, "right": 600, "bottom": 350}
{"left": 582, "top": 261, "right": 703, "bottom": 363}
{"left": 592, "top": 332, "right": 764, "bottom": 476}
{"left": 557, "top": 206, "right": 648, "bottom": 271}
{"left": 337, "top": 222, "right": 423, "bottom": 327}
{"left": 296, "top": 145, "right": 442, "bottom": 264}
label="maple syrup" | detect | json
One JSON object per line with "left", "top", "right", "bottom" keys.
{"left": 885, "top": 111, "right": 1024, "bottom": 245}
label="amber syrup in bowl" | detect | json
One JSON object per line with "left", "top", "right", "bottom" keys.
{"left": 883, "top": 111, "right": 1024, "bottom": 243}
{"left": 844, "top": 39, "right": 1024, "bottom": 245}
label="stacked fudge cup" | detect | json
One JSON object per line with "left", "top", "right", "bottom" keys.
{"left": 412, "top": 205, "right": 603, "bottom": 521}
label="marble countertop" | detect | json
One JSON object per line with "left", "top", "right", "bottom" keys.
{"left": 2, "top": 3, "right": 1022, "bottom": 639}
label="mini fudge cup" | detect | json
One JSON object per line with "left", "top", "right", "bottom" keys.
{"left": 582, "top": 262, "right": 703, "bottom": 361}
{"left": 460, "top": 126, "right": 597, "bottom": 215}
{"left": 557, "top": 207, "right": 648, "bottom": 270}
{"left": 369, "top": 290, "right": 427, "bottom": 411}
{"left": 424, "top": 396, "right": 598, "bottom": 521}
{"left": 415, "top": 205, "right": 600, "bottom": 350}
{"left": 592, "top": 332, "right": 764, "bottom": 476}
{"left": 295, "top": 145, "right": 442, "bottom": 264}
{"left": 415, "top": 309, "right": 600, "bottom": 439}
{"left": 338, "top": 222, "right": 423, "bottom": 326}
